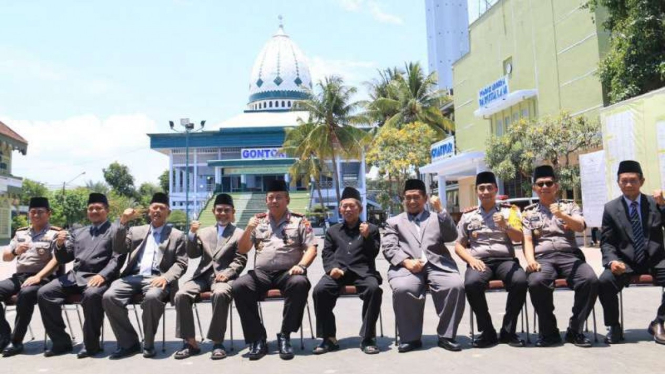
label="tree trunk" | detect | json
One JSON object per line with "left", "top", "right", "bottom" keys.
{"left": 314, "top": 181, "right": 326, "bottom": 212}
{"left": 330, "top": 147, "right": 342, "bottom": 204}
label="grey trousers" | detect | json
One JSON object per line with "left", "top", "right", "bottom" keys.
{"left": 389, "top": 264, "right": 465, "bottom": 342}
{"left": 102, "top": 275, "right": 169, "bottom": 349}
{"left": 174, "top": 274, "right": 233, "bottom": 342}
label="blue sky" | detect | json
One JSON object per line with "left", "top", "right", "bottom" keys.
{"left": 2, "top": 0, "right": 480, "bottom": 187}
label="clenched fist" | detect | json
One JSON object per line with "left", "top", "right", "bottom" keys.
{"left": 492, "top": 212, "right": 506, "bottom": 228}
{"left": 247, "top": 216, "right": 260, "bottom": 231}
{"left": 654, "top": 190, "right": 665, "bottom": 206}
{"left": 56, "top": 231, "right": 68, "bottom": 247}
{"left": 549, "top": 203, "right": 564, "bottom": 219}
{"left": 120, "top": 208, "right": 139, "bottom": 225}
{"left": 430, "top": 196, "right": 443, "bottom": 213}
{"left": 190, "top": 220, "right": 201, "bottom": 234}
{"left": 359, "top": 222, "right": 370, "bottom": 238}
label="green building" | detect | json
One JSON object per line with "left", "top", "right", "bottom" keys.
{"left": 422, "top": 0, "right": 609, "bottom": 209}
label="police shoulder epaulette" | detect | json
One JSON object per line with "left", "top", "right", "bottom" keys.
{"left": 524, "top": 203, "right": 538, "bottom": 211}
{"left": 16, "top": 226, "right": 29, "bottom": 231}
{"left": 499, "top": 202, "right": 512, "bottom": 208}
{"left": 49, "top": 226, "right": 63, "bottom": 231}
{"left": 255, "top": 213, "right": 267, "bottom": 219}
{"left": 290, "top": 211, "right": 304, "bottom": 217}
{"left": 462, "top": 205, "right": 478, "bottom": 214}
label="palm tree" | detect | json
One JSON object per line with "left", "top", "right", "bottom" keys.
{"left": 362, "top": 67, "right": 403, "bottom": 127}
{"left": 281, "top": 121, "right": 330, "bottom": 211}
{"left": 367, "top": 62, "right": 453, "bottom": 135}
{"left": 295, "top": 75, "right": 371, "bottom": 203}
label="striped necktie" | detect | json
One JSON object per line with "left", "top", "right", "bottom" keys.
{"left": 630, "top": 201, "right": 646, "bottom": 265}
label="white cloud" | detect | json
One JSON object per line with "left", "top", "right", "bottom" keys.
{"left": 5, "top": 114, "right": 167, "bottom": 189}
{"left": 308, "top": 56, "right": 377, "bottom": 90}
{"left": 333, "top": 0, "right": 404, "bottom": 25}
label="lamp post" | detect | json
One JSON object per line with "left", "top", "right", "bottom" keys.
{"left": 169, "top": 118, "right": 205, "bottom": 228}
{"left": 62, "top": 171, "right": 86, "bottom": 228}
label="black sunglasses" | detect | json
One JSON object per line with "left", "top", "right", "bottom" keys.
{"left": 535, "top": 181, "right": 555, "bottom": 188}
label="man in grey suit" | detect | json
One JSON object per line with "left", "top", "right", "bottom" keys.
{"left": 173, "top": 194, "right": 247, "bottom": 360}
{"left": 382, "top": 179, "right": 465, "bottom": 353}
{"left": 103, "top": 192, "right": 187, "bottom": 359}
{"left": 38, "top": 193, "right": 126, "bottom": 358}
{"left": 599, "top": 160, "right": 665, "bottom": 345}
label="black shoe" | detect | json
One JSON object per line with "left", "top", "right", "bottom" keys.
{"left": 2, "top": 342, "right": 24, "bottom": 357}
{"left": 76, "top": 346, "right": 101, "bottom": 359}
{"left": 397, "top": 340, "right": 422, "bottom": 353}
{"left": 360, "top": 338, "right": 379, "bottom": 354}
{"left": 248, "top": 340, "right": 268, "bottom": 361}
{"left": 437, "top": 337, "right": 462, "bottom": 352}
{"left": 649, "top": 320, "right": 665, "bottom": 345}
{"left": 535, "top": 333, "right": 563, "bottom": 347}
{"left": 312, "top": 338, "right": 340, "bottom": 355}
{"left": 44, "top": 344, "right": 73, "bottom": 357}
{"left": 604, "top": 325, "right": 623, "bottom": 344}
{"left": 210, "top": 343, "right": 227, "bottom": 360}
{"left": 472, "top": 330, "right": 498, "bottom": 348}
{"left": 0, "top": 338, "right": 9, "bottom": 352}
{"left": 142, "top": 346, "right": 156, "bottom": 358}
{"left": 109, "top": 342, "right": 141, "bottom": 360}
{"left": 277, "top": 333, "right": 294, "bottom": 360}
{"left": 174, "top": 343, "right": 200, "bottom": 360}
{"left": 499, "top": 331, "right": 525, "bottom": 347}
{"left": 564, "top": 329, "right": 592, "bottom": 348}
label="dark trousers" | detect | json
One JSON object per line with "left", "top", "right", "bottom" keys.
{"left": 598, "top": 267, "right": 665, "bottom": 326}
{"left": 313, "top": 272, "right": 382, "bottom": 340}
{"left": 37, "top": 277, "right": 108, "bottom": 351}
{"left": 0, "top": 273, "right": 49, "bottom": 344}
{"left": 464, "top": 258, "right": 527, "bottom": 334}
{"left": 232, "top": 269, "right": 310, "bottom": 343}
{"left": 527, "top": 252, "right": 599, "bottom": 336}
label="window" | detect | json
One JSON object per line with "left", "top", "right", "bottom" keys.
{"left": 288, "top": 101, "right": 292, "bottom": 107}
{"left": 522, "top": 108, "right": 529, "bottom": 118}
{"left": 281, "top": 101, "right": 285, "bottom": 107}
{"left": 496, "top": 118, "right": 504, "bottom": 136}
{"left": 513, "top": 112, "right": 519, "bottom": 123}
{"left": 269, "top": 101, "right": 273, "bottom": 108}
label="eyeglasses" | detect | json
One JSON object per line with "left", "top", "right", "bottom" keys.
{"left": 535, "top": 181, "right": 555, "bottom": 188}
{"left": 618, "top": 178, "right": 641, "bottom": 186}
{"left": 87, "top": 206, "right": 106, "bottom": 212}
{"left": 29, "top": 209, "right": 48, "bottom": 215}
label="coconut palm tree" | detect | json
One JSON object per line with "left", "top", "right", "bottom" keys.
{"left": 281, "top": 121, "right": 330, "bottom": 211}
{"left": 367, "top": 62, "right": 453, "bottom": 135}
{"left": 294, "top": 75, "right": 371, "bottom": 203}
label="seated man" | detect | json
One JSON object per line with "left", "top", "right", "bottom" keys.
{"left": 173, "top": 193, "right": 247, "bottom": 360}
{"left": 38, "top": 193, "right": 126, "bottom": 358}
{"left": 455, "top": 171, "right": 527, "bottom": 348}
{"left": 0, "top": 197, "right": 61, "bottom": 356}
{"left": 598, "top": 160, "right": 665, "bottom": 345}
{"left": 382, "top": 179, "right": 465, "bottom": 353}
{"left": 313, "top": 187, "right": 382, "bottom": 355}
{"left": 103, "top": 192, "right": 187, "bottom": 359}
{"left": 524, "top": 165, "right": 598, "bottom": 347}
{"left": 232, "top": 179, "right": 316, "bottom": 361}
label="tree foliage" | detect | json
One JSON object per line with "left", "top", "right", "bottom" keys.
{"left": 159, "top": 170, "right": 170, "bottom": 193}
{"left": 588, "top": 0, "right": 665, "bottom": 103}
{"left": 19, "top": 179, "right": 49, "bottom": 205}
{"left": 485, "top": 112, "right": 602, "bottom": 195}
{"left": 103, "top": 162, "right": 136, "bottom": 198}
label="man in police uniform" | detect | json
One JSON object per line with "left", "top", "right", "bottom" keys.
{"left": 173, "top": 193, "right": 247, "bottom": 360}
{"left": 0, "top": 197, "right": 60, "bottom": 357}
{"left": 598, "top": 160, "right": 665, "bottom": 345}
{"left": 232, "top": 179, "right": 316, "bottom": 361}
{"left": 312, "top": 187, "right": 382, "bottom": 355}
{"left": 455, "top": 171, "right": 527, "bottom": 348}
{"left": 382, "top": 179, "right": 465, "bottom": 353}
{"left": 523, "top": 165, "right": 598, "bottom": 347}
{"left": 103, "top": 192, "right": 188, "bottom": 359}
{"left": 38, "top": 193, "right": 126, "bottom": 358}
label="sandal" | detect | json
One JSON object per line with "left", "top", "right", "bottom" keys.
{"left": 211, "top": 343, "right": 227, "bottom": 360}
{"left": 312, "top": 338, "right": 340, "bottom": 355}
{"left": 361, "top": 339, "right": 379, "bottom": 354}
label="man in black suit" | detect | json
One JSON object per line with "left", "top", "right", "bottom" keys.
{"left": 38, "top": 193, "right": 126, "bottom": 358}
{"left": 599, "top": 160, "right": 665, "bottom": 345}
{"left": 312, "top": 187, "right": 382, "bottom": 355}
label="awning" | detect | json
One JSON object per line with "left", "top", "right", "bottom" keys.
{"left": 208, "top": 158, "right": 295, "bottom": 176}
{"left": 474, "top": 89, "right": 538, "bottom": 117}
{"left": 420, "top": 151, "right": 486, "bottom": 180}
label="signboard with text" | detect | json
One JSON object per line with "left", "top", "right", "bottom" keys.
{"left": 430, "top": 136, "right": 455, "bottom": 163}
{"left": 240, "top": 148, "right": 286, "bottom": 160}
{"left": 478, "top": 76, "right": 509, "bottom": 108}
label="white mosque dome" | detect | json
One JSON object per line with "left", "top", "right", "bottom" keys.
{"left": 247, "top": 21, "right": 312, "bottom": 111}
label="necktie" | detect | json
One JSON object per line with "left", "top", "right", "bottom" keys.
{"left": 90, "top": 226, "right": 98, "bottom": 238}
{"left": 630, "top": 201, "right": 646, "bottom": 265}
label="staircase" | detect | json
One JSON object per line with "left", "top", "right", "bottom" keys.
{"left": 196, "top": 191, "right": 311, "bottom": 229}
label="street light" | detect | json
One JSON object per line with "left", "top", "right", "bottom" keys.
{"left": 169, "top": 118, "right": 205, "bottom": 227}
{"left": 62, "top": 171, "right": 86, "bottom": 228}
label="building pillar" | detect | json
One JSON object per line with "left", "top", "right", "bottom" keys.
{"left": 284, "top": 173, "right": 292, "bottom": 191}
{"left": 193, "top": 149, "right": 198, "bottom": 213}
{"left": 437, "top": 174, "right": 447, "bottom": 210}
{"left": 174, "top": 167, "right": 181, "bottom": 194}
{"left": 360, "top": 153, "right": 367, "bottom": 222}
{"left": 240, "top": 174, "right": 247, "bottom": 191}
{"left": 168, "top": 152, "right": 174, "bottom": 208}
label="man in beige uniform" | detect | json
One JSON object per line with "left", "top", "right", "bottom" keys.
{"left": 524, "top": 165, "right": 598, "bottom": 347}
{"left": 0, "top": 197, "right": 60, "bottom": 357}
{"left": 455, "top": 171, "right": 527, "bottom": 348}
{"left": 232, "top": 179, "right": 316, "bottom": 361}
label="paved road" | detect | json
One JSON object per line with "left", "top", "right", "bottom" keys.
{"left": 1, "top": 237, "right": 663, "bottom": 374}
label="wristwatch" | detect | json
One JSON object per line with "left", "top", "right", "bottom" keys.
{"left": 11, "top": 247, "right": 18, "bottom": 256}
{"left": 297, "top": 264, "right": 308, "bottom": 274}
